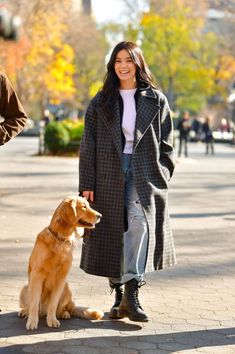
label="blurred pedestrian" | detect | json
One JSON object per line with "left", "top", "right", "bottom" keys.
{"left": 79, "top": 41, "right": 176, "bottom": 323}
{"left": 0, "top": 72, "right": 27, "bottom": 145}
{"left": 202, "top": 116, "right": 214, "bottom": 155}
{"left": 42, "top": 109, "right": 50, "bottom": 126}
{"left": 177, "top": 110, "right": 191, "bottom": 157}
{"left": 191, "top": 117, "right": 201, "bottom": 142}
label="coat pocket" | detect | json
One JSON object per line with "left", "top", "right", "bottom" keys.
{"left": 159, "top": 164, "right": 170, "bottom": 182}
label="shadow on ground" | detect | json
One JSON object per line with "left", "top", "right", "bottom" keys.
{"left": 0, "top": 312, "right": 141, "bottom": 336}
{"left": 0, "top": 313, "right": 235, "bottom": 354}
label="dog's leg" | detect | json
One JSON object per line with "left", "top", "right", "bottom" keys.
{"left": 47, "top": 280, "right": 66, "bottom": 328}
{"left": 18, "top": 285, "right": 29, "bottom": 319}
{"left": 26, "top": 275, "right": 43, "bottom": 330}
{"left": 56, "top": 282, "right": 72, "bottom": 320}
{"left": 58, "top": 283, "right": 103, "bottom": 321}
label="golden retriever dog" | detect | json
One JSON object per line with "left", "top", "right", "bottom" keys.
{"left": 18, "top": 196, "right": 103, "bottom": 330}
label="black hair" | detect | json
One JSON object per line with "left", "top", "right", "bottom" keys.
{"left": 101, "top": 41, "right": 157, "bottom": 111}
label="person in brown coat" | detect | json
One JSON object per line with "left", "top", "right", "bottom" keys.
{"left": 79, "top": 41, "right": 176, "bottom": 322}
{"left": 0, "top": 72, "right": 27, "bottom": 145}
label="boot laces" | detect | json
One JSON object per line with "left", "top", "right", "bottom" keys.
{"left": 109, "top": 282, "right": 123, "bottom": 295}
{"left": 110, "top": 283, "right": 123, "bottom": 307}
{"left": 133, "top": 288, "right": 141, "bottom": 308}
{"left": 138, "top": 280, "right": 146, "bottom": 288}
{"left": 134, "top": 280, "right": 146, "bottom": 309}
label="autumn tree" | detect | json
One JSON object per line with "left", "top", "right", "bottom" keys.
{"left": 107, "top": 0, "right": 234, "bottom": 116}
{"left": 1, "top": 0, "right": 107, "bottom": 119}
{"left": 146, "top": 0, "right": 235, "bottom": 119}
{"left": 27, "top": 0, "right": 77, "bottom": 117}
{"left": 66, "top": 13, "right": 108, "bottom": 114}
{"left": 0, "top": 0, "right": 77, "bottom": 118}
{"left": 123, "top": 1, "right": 217, "bottom": 112}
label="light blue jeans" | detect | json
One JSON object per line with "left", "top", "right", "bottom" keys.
{"left": 110, "top": 153, "right": 148, "bottom": 285}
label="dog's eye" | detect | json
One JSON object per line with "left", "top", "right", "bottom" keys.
{"left": 82, "top": 205, "right": 87, "bottom": 209}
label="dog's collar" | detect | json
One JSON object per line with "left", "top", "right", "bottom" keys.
{"left": 48, "top": 227, "right": 73, "bottom": 243}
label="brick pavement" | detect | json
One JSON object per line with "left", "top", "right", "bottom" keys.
{"left": 0, "top": 137, "right": 235, "bottom": 354}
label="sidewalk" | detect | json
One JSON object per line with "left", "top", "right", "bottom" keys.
{"left": 0, "top": 137, "right": 235, "bottom": 354}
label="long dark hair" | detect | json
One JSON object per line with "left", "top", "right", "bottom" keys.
{"left": 101, "top": 41, "right": 157, "bottom": 111}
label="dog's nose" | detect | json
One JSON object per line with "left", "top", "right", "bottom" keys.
{"left": 96, "top": 213, "right": 102, "bottom": 222}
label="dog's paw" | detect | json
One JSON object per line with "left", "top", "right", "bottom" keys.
{"left": 47, "top": 317, "right": 60, "bottom": 328}
{"left": 26, "top": 317, "right": 38, "bottom": 330}
{"left": 18, "top": 309, "right": 29, "bottom": 319}
{"left": 60, "top": 310, "right": 71, "bottom": 319}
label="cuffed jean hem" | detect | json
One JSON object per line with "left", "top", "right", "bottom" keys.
{"left": 109, "top": 274, "right": 143, "bottom": 285}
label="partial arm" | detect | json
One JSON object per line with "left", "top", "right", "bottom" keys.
{"left": 0, "top": 73, "right": 27, "bottom": 145}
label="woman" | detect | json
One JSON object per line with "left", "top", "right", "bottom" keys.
{"left": 79, "top": 41, "right": 176, "bottom": 322}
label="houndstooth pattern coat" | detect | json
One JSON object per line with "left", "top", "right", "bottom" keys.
{"left": 79, "top": 87, "right": 176, "bottom": 278}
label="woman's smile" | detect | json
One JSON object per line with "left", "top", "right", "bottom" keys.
{"left": 114, "top": 49, "right": 137, "bottom": 88}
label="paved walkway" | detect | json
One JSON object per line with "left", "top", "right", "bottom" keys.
{"left": 0, "top": 137, "right": 235, "bottom": 354}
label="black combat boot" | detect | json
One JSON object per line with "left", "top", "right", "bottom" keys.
{"left": 118, "top": 279, "right": 149, "bottom": 322}
{"left": 109, "top": 282, "right": 124, "bottom": 319}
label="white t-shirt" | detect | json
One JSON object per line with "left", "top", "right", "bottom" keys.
{"left": 119, "top": 88, "right": 137, "bottom": 154}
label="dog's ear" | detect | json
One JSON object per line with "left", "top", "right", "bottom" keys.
{"left": 60, "top": 199, "right": 77, "bottom": 226}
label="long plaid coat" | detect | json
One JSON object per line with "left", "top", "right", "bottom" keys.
{"left": 79, "top": 87, "right": 176, "bottom": 278}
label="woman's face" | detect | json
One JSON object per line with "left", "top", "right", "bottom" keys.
{"left": 114, "top": 49, "right": 137, "bottom": 88}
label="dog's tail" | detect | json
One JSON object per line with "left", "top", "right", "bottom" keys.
{"left": 71, "top": 306, "right": 103, "bottom": 320}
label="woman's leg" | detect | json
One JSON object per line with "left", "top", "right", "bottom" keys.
{"left": 121, "top": 179, "right": 148, "bottom": 284}
{"left": 120, "top": 154, "right": 148, "bottom": 284}
{"left": 117, "top": 154, "right": 149, "bottom": 322}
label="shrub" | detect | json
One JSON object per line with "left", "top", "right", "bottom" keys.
{"left": 44, "top": 121, "right": 70, "bottom": 154}
{"left": 61, "top": 119, "right": 84, "bottom": 145}
{"left": 44, "top": 119, "right": 85, "bottom": 155}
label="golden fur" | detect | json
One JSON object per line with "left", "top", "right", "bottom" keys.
{"left": 18, "top": 196, "right": 103, "bottom": 330}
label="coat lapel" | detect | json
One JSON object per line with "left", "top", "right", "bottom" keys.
{"left": 98, "top": 87, "right": 160, "bottom": 158}
{"left": 133, "top": 87, "right": 160, "bottom": 153}
{"left": 98, "top": 98, "right": 123, "bottom": 160}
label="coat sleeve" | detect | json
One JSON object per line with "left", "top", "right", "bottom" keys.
{"left": 159, "top": 95, "right": 175, "bottom": 181}
{"left": 78, "top": 97, "right": 97, "bottom": 192}
{"left": 0, "top": 73, "right": 27, "bottom": 145}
